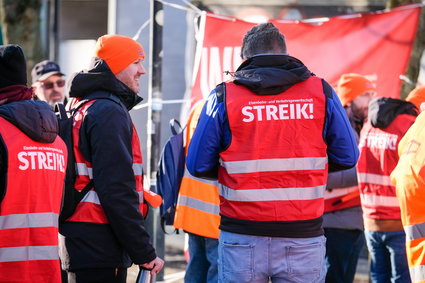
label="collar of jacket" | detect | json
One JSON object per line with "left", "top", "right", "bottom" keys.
{"left": 368, "top": 97, "right": 418, "bottom": 129}
{"left": 233, "top": 54, "right": 312, "bottom": 95}
{"left": 67, "top": 58, "right": 143, "bottom": 110}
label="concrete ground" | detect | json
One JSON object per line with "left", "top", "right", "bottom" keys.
{"left": 127, "top": 233, "right": 370, "bottom": 283}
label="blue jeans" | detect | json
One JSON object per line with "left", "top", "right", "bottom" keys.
{"left": 364, "top": 230, "right": 411, "bottom": 283}
{"left": 218, "top": 231, "right": 326, "bottom": 283}
{"left": 324, "top": 228, "right": 365, "bottom": 283}
{"left": 184, "top": 233, "right": 219, "bottom": 283}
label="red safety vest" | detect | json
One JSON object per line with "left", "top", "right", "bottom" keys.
{"left": 174, "top": 101, "right": 220, "bottom": 239}
{"left": 357, "top": 114, "right": 415, "bottom": 220}
{"left": 66, "top": 100, "right": 148, "bottom": 223}
{"left": 0, "top": 117, "right": 67, "bottom": 283}
{"left": 219, "top": 77, "right": 328, "bottom": 222}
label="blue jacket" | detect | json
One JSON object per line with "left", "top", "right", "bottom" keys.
{"left": 187, "top": 54, "right": 359, "bottom": 237}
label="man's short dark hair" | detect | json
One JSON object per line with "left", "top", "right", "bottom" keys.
{"left": 240, "top": 23, "right": 287, "bottom": 60}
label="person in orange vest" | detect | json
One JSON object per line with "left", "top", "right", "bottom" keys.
{"left": 174, "top": 100, "right": 221, "bottom": 283}
{"left": 323, "top": 73, "right": 376, "bottom": 283}
{"left": 357, "top": 89, "right": 424, "bottom": 282}
{"left": 391, "top": 85, "right": 425, "bottom": 283}
{"left": 0, "top": 45, "right": 68, "bottom": 282}
{"left": 187, "top": 23, "right": 359, "bottom": 282}
{"left": 58, "top": 35, "right": 164, "bottom": 283}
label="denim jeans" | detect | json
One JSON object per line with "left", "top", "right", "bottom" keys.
{"left": 184, "top": 233, "right": 219, "bottom": 283}
{"left": 364, "top": 230, "right": 411, "bottom": 283}
{"left": 324, "top": 228, "right": 365, "bottom": 283}
{"left": 218, "top": 231, "right": 326, "bottom": 283}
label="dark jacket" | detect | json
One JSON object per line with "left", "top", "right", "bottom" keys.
{"left": 368, "top": 97, "right": 418, "bottom": 129}
{"left": 0, "top": 99, "right": 58, "bottom": 201}
{"left": 59, "top": 59, "right": 156, "bottom": 270}
{"left": 187, "top": 54, "right": 359, "bottom": 237}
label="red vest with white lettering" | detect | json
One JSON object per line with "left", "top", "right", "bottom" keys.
{"left": 219, "top": 77, "right": 328, "bottom": 222}
{"left": 0, "top": 117, "right": 67, "bottom": 283}
{"left": 65, "top": 100, "right": 146, "bottom": 223}
{"left": 357, "top": 114, "right": 416, "bottom": 220}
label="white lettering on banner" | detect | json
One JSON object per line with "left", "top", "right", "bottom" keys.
{"left": 199, "top": 47, "right": 243, "bottom": 98}
{"left": 18, "top": 151, "right": 65, "bottom": 172}
{"left": 360, "top": 132, "right": 398, "bottom": 150}
{"left": 242, "top": 100, "right": 314, "bottom": 122}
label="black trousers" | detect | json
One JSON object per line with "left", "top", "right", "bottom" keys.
{"left": 67, "top": 268, "right": 127, "bottom": 283}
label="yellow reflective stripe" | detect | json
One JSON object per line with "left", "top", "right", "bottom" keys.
{"left": 221, "top": 157, "right": 328, "bottom": 174}
{"left": 360, "top": 194, "right": 399, "bottom": 207}
{"left": 410, "top": 265, "right": 425, "bottom": 282}
{"left": 0, "top": 246, "right": 59, "bottom": 262}
{"left": 405, "top": 222, "right": 425, "bottom": 241}
{"left": 219, "top": 184, "right": 325, "bottom": 202}
{"left": 0, "top": 212, "right": 59, "bottom": 229}
{"left": 177, "top": 195, "right": 219, "bottom": 215}
{"left": 358, "top": 173, "right": 392, "bottom": 186}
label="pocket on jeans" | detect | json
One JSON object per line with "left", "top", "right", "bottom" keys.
{"left": 221, "top": 242, "right": 253, "bottom": 283}
{"left": 287, "top": 242, "right": 324, "bottom": 283}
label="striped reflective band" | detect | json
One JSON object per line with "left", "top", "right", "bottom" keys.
{"left": 410, "top": 265, "right": 425, "bottom": 282}
{"left": 324, "top": 186, "right": 358, "bottom": 199}
{"left": 177, "top": 195, "right": 219, "bottom": 215}
{"left": 358, "top": 173, "right": 392, "bottom": 186}
{"left": 76, "top": 163, "right": 143, "bottom": 178}
{"left": 81, "top": 190, "right": 100, "bottom": 205}
{"left": 219, "top": 184, "right": 325, "bottom": 202}
{"left": 405, "top": 222, "right": 425, "bottom": 241}
{"left": 0, "top": 246, "right": 59, "bottom": 262}
{"left": 183, "top": 168, "right": 218, "bottom": 186}
{"left": 0, "top": 212, "right": 58, "bottom": 229}
{"left": 360, "top": 194, "right": 399, "bottom": 207}
{"left": 220, "top": 157, "right": 327, "bottom": 174}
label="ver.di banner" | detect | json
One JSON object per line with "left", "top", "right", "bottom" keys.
{"left": 190, "top": 4, "right": 421, "bottom": 106}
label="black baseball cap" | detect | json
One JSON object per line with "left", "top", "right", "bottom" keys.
{"left": 31, "top": 60, "right": 64, "bottom": 83}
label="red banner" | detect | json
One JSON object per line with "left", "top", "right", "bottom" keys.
{"left": 190, "top": 5, "right": 421, "bottom": 106}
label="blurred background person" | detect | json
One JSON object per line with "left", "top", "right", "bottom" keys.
{"left": 31, "top": 60, "right": 66, "bottom": 107}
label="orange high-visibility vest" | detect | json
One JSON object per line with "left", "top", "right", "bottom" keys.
{"left": 0, "top": 117, "right": 67, "bottom": 283}
{"left": 391, "top": 111, "right": 425, "bottom": 283}
{"left": 174, "top": 101, "right": 220, "bottom": 239}
{"left": 219, "top": 77, "right": 327, "bottom": 222}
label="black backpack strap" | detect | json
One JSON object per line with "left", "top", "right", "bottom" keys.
{"left": 321, "top": 79, "right": 334, "bottom": 98}
{"left": 215, "top": 82, "right": 226, "bottom": 103}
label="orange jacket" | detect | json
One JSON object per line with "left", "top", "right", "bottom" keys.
{"left": 391, "top": 111, "right": 425, "bottom": 283}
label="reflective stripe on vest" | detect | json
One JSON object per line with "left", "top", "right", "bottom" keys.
{"left": 221, "top": 157, "right": 327, "bottom": 174}
{"left": 358, "top": 173, "right": 392, "bottom": 186}
{"left": 220, "top": 184, "right": 325, "bottom": 202}
{"left": 323, "top": 186, "right": 361, "bottom": 213}
{"left": 219, "top": 78, "right": 327, "bottom": 222}
{"left": 0, "top": 212, "right": 58, "bottom": 229}
{"left": 405, "top": 222, "right": 425, "bottom": 241}
{"left": 174, "top": 168, "right": 220, "bottom": 238}
{"left": 410, "top": 265, "right": 425, "bottom": 283}
{"left": 0, "top": 246, "right": 59, "bottom": 262}
{"left": 360, "top": 194, "right": 400, "bottom": 207}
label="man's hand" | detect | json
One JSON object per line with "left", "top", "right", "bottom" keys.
{"left": 140, "top": 257, "right": 164, "bottom": 274}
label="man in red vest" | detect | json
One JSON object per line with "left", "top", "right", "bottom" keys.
{"left": 0, "top": 44, "right": 68, "bottom": 282}
{"left": 187, "top": 23, "right": 359, "bottom": 282}
{"left": 59, "top": 35, "right": 163, "bottom": 283}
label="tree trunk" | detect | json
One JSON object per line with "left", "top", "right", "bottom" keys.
{"left": 0, "top": 0, "right": 43, "bottom": 84}
{"left": 387, "top": 0, "right": 425, "bottom": 99}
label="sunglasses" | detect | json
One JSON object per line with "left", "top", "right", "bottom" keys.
{"left": 42, "top": 79, "right": 65, "bottom": 90}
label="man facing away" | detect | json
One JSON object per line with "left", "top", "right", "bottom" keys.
{"left": 59, "top": 35, "right": 163, "bottom": 283}
{"left": 0, "top": 45, "right": 67, "bottom": 282}
{"left": 186, "top": 23, "right": 359, "bottom": 283}
{"left": 323, "top": 73, "right": 376, "bottom": 283}
{"left": 31, "top": 60, "right": 67, "bottom": 107}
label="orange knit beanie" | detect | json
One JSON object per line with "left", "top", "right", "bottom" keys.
{"left": 336, "top": 73, "right": 376, "bottom": 107}
{"left": 94, "top": 34, "right": 145, "bottom": 74}
{"left": 406, "top": 85, "right": 425, "bottom": 109}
